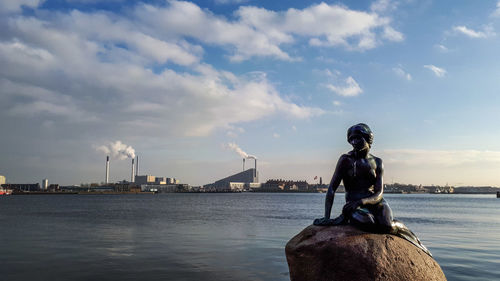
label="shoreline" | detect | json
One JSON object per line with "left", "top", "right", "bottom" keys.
{"left": 5, "top": 191, "right": 498, "bottom": 195}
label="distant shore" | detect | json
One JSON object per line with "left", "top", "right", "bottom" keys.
{"left": 6, "top": 190, "right": 499, "bottom": 195}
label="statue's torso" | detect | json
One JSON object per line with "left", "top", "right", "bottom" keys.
{"left": 341, "top": 152, "right": 379, "bottom": 201}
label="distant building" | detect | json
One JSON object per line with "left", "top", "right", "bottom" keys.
{"left": 42, "top": 179, "right": 49, "bottom": 190}
{"left": 141, "top": 184, "right": 190, "bottom": 193}
{"left": 262, "top": 179, "right": 309, "bottom": 192}
{"left": 203, "top": 169, "right": 258, "bottom": 191}
{"left": 2, "top": 183, "right": 40, "bottom": 192}
{"left": 135, "top": 175, "right": 181, "bottom": 186}
{"left": 134, "top": 175, "right": 156, "bottom": 185}
{"left": 155, "top": 177, "right": 166, "bottom": 185}
{"left": 0, "top": 175, "right": 5, "bottom": 186}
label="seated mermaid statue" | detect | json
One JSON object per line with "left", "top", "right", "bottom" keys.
{"left": 314, "top": 123, "right": 432, "bottom": 256}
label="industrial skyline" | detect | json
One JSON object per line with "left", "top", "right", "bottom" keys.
{"left": 2, "top": 1, "right": 500, "bottom": 186}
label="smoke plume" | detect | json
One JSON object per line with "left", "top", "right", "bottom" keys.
{"left": 96, "top": 141, "right": 136, "bottom": 160}
{"left": 227, "top": 143, "right": 257, "bottom": 159}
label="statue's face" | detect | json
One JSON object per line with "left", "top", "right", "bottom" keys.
{"left": 349, "top": 134, "right": 369, "bottom": 152}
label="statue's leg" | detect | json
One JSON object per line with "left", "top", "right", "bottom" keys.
{"left": 373, "top": 199, "right": 394, "bottom": 233}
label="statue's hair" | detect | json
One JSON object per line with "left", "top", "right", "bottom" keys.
{"left": 347, "top": 123, "right": 373, "bottom": 145}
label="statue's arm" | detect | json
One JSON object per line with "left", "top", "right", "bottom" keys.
{"left": 361, "top": 157, "right": 384, "bottom": 205}
{"left": 324, "top": 156, "right": 344, "bottom": 219}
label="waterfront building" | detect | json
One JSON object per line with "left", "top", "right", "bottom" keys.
{"left": 261, "top": 179, "right": 309, "bottom": 192}
{"left": 42, "top": 179, "right": 49, "bottom": 190}
{"left": 48, "top": 184, "right": 60, "bottom": 191}
{"left": 203, "top": 169, "right": 259, "bottom": 191}
{"left": 141, "top": 184, "right": 190, "bottom": 193}
{"left": 0, "top": 175, "right": 5, "bottom": 186}
{"left": 2, "top": 183, "right": 40, "bottom": 192}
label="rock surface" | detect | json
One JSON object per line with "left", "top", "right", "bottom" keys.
{"left": 285, "top": 225, "right": 446, "bottom": 281}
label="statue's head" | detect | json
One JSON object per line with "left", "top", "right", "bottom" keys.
{"left": 347, "top": 123, "right": 373, "bottom": 151}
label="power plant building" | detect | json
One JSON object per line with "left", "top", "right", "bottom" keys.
{"left": 204, "top": 168, "right": 260, "bottom": 192}
{"left": 134, "top": 175, "right": 156, "bottom": 185}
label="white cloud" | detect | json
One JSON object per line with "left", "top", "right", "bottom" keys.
{"left": 135, "top": 1, "right": 403, "bottom": 61}
{"left": 226, "top": 126, "right": 245, "bottom": 138}
{"left": 333, "top": 100, "right": 341, "bottom": 106}
{"left": 214, "top": 0, "right": 248, "bottom": 4}
{"left": 435, "top": 44, "right": 449, "bottom": 52}
{"left": 370, "top": 0, "right": 398, "bottom": 13}
{"left": 382, "top": 26, "right": 404, "bottom": 41}
{"left": 273, "top": 133, "right": 280, "bottom": 138}
{"left": 424, "top": 65, "right": 446, "bottom": 77}
{"left": 63, "top": 10, "right": 202, "bottom": 66}
{"left": 492, "top": 1, "right": 500, "bottom": 17}
{"left": 135, "top": 1, "right": 294, "bottom": 62}
{"left": 326, "top": 76, "right": 363, "bottom": 97}
{"left": 0, "top": 0, "right": 42, "bottom": 13}
{"left": 393, "top": 66, "right": 412, "bottom": 81}
{"left": 0, "top": 8, "right": 324, "bottom": 138}
{"left": 0, "top": 78, "right": 95, "bottom": 122}
{"left": 453, "top": 25, "right": 494, "bottom": 38}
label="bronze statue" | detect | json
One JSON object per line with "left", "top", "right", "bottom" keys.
{"left": 314, "top": 123, "right": 432, "bottom": 256}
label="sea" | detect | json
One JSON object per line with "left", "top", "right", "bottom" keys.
{"left": 1, "top": 193, "right": 499, "bottom": 281}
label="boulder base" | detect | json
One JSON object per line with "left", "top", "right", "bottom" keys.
{"left": 285, "top": 225, "right": 446, "bottom": 281}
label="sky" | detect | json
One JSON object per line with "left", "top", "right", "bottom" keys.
{"left": 1, "top": 0, "right": 500, "bottom": 187}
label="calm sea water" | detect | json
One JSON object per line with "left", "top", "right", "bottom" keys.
{"left": 1, "top": 193, "right": 499, "bottom": 281}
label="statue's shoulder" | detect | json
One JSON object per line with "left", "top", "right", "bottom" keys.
{"left": 345, "top": 151, "right": 355, "bottom": 157}
{"left": 341, "top": 152, "right": 354, "bottom": 161}
{"left": 337, "top": 153, "right": 353, "bottom": 166}
{"left": 369, "top": 154, "right": 383, "bottom": 167}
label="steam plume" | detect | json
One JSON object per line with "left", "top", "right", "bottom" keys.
{"left": 96, "top": 141, "right": 136, "bottom": 160}
{"left": 227, "top": 143, "right": 257, "bottom": 159}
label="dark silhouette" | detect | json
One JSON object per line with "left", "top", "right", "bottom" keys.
{"left": 314, "top": 123, "right": 432, "bottom": 256}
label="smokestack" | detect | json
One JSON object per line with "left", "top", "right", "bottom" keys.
{"left": 105, "top": 156, "right": 110, "bottom": 184}
{"left": 131, "top": 158, "right": 135, "bottom": 182}
{"left": 243, "top": 158, "right": 245, "bottom": 171}
{"left": 136, "top": 155, "right": 139, "bottom": 176}
{"left": 254, "top": 159, "right": 257, "bottom": 179}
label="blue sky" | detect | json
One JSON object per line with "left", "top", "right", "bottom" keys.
{"left": 1, "top": 0, "right": 500, "bottom": 186}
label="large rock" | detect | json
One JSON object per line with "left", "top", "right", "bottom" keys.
{"left": 285, "top": 225, "right": 446, "bottom": 281}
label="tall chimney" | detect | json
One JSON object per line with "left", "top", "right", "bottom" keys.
{"left": 131, "top": 158, "right": 135, "bottom": 182}
{"left": 136, "top": 155, "right": 139, "bottom": 176}
{"left": 254, "top": 159, "right": 257, "bottom": 179}
{"left": 105, "top": 156, "right": 110, "bottom": 184}
{"left": 243, "top": 158, "right": 245, "bottom": 171}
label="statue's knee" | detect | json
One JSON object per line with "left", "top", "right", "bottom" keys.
{"left": 351, "top": 210, "right": 375, "bottom": 225}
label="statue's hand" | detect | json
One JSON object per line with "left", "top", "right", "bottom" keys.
{"left": 314, "top": 215, "right": 346, "bottom": 226}
{"left": 342, "top": 200, "right": 362, "bottom": 215}
{"left": 313, "top": 217, "right": 332, "bottom": 226}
